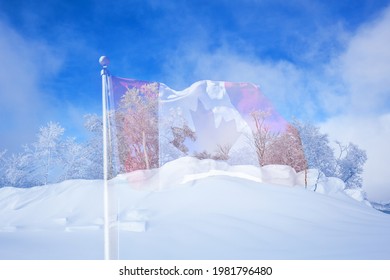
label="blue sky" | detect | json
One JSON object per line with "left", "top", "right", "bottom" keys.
{"left": 1, "top": 0, "right": 390, "bottom": 201}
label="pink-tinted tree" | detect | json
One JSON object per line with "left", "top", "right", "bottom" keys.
{"left": 264, "top": 124, "right": 307, "bottom": 172}
{"left": 114, "top": 83, "right": 159, "bottom": 172}
{"left": 250, "top": 109, "right": 307, "bottom": 172}
{"left": 250, "top": 109, "right": 278, "bottom": 167}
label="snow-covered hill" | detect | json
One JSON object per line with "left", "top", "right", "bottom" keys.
{"left": 0, "top": 157, "right": 389, "bottom": 259}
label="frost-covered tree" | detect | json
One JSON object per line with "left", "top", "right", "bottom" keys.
{"left": 60, "top": 137, "right": 90, "bottom": 181}
{"left": 33, "top": 121, "right": 64, "bottom": 185}
{"left": 3, "top": 153, "right": 25, "bottom": 187}
{"left": 1, "top": 117, "right": 106, "bottom": 186}
{"left": 0, "top": 150, "right": 7, "bottom": 186}
{"left": 3, "top": 149, "right": 36, "bottom": 187}
{"left": 83, "top": 114, "right": 104, "bottom": 179}
{"left": 294, "top": 121, "right": 336, "bottom": 177}
{"left": 335, "top": 142, "right": 367, "bottom": 189}
{"left": 294, "top": 120, "right": 367, "bottom": 190}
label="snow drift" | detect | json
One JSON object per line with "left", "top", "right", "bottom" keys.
{"left": 0, "top": 157, "right": 389, "bottom": 259}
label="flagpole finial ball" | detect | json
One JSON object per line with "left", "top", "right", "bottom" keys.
{"left": 99, "top": 56, "right": 110, "bottom": 67}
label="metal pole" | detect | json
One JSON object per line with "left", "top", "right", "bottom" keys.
{"left": 99, "top": 56, "right": 115, "bottom": 260}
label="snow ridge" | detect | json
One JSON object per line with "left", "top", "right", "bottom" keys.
{"left": 0, "top": 157, "right": 388, "bottom": 259}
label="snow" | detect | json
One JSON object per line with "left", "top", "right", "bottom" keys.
{"left": 1, "top": 157, "right": 390, "bottom": 259}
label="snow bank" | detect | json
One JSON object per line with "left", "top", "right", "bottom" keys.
{"left": 261, "top": 164, "right": 296, "bottom": 186}
{"left": 0, "top": 157, "right": 389, "bottom": 259}
{"left": 0, "top": 179, "right": 104, "bottom": 231}
{"left": 118, "top": 157, "right": 365, "bottom": 204}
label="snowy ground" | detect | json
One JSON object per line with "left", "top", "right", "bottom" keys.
{"left": 1, "top": 157, "right": 389, "bottom": 259}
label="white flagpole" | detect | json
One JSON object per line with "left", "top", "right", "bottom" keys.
{"left": 99, "top": 56, "right": 116, "bottom": 260}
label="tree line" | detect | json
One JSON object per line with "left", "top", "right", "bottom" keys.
{"left": 0, "top": 115, "right": 103, "bottom": 187}
{"left": 0, "top": 89, "right": 367, "bottom": 190}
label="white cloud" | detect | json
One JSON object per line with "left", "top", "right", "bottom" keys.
{"left": 162, "top": 5, "right": 390, "bottom": 202}
{"left": 163, "top": 44, "right": 320, "bottom": 121}
{"left": 338, "top": 6, "right": 390, "bottom": 114}
{"left": 0, "top": 20, "right": 63, "bottom": 152}
{"left": 321, "top": 6, "right": 390, "bottom": 202}
{"left": 321, "top": 114, "right": 390, "bottom": 202}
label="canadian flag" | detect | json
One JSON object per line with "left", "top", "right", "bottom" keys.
{"left": 107, "top": 77, "right": 306, "bottom": 173}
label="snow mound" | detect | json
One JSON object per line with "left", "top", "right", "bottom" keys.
{"left": 0, "top": 157, "right": 389, "bottom": 259}
{"left": 261, "top": 164, "right": 296, "bottom": 186}
{"left": 117, "top": 157, "right": 364, "bottom": 204}
{"left": 0, "top": 179, "right": 104, "bottom": 231}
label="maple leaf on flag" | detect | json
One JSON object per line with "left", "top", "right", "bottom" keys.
{"left": 190, "top": 100, "right": 241, "bottom": 156}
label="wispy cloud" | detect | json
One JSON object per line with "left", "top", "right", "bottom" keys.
{"left": 160, "top": 4, "right": 390, "bottom": 201}
{"left": 162, "top": 38, "right": 329, "bottom": 122}
{"left": 320, "top": 6, "right": 390, "bottom": 201}
{"left": 338, "top": 6, "right": 390, "bottom": 114}
{"left": 0, "top": 19, "right": 64, "bottom": 151}
{"left": 0, "top": 9, "right": 103, "bottom": 152}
